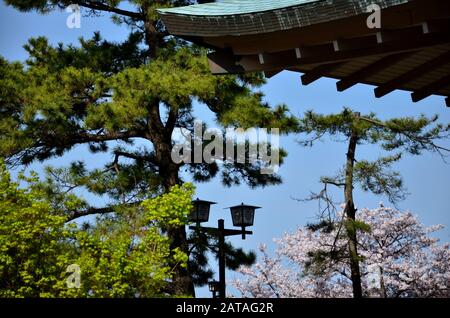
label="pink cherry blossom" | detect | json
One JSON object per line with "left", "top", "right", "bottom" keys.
{"left": 233, "top": 206, "right": 449, "bottom": 298}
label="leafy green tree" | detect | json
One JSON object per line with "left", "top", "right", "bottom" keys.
{"left": 0, "top": 1, "right": 298, "bottom": 296}
{"left": 0, "top": 160, "right": 193, "bottom": 297}
{"left": 68, "top": 183, "right": 193, "bottom": 297}
{"left": 297, "top": 108, "right": 450, "bottom": 298}
{"left": 0, "top": 161, "right": 76, "bottom": 297}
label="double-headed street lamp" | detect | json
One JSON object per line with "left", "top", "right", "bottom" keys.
{"left": 189, "top": 198, "right": 261, "bottom": 298}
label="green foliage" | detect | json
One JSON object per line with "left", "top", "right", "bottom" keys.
{"left": 186, "top": 227, "right": 257, "bottom": 286}
{"left": 187, "top": 229, "right": 214, "bottom": 285}
{"left": 0, "top": 160, "right": 71, "bottom": 297}
{"left": 63, "top": 199, "right": 190, "bottom": 298}
{"left": 0, "top": 161, "right": 192, "bottom": 297}
{"left": 1, "top": 1, "right": 289, "bottom": 294}
{"left": 297, "top": 108, "right": 448, "bottom": 297}
{"left": 223, "top": 243, "right": 257, "bottom": 271}
{"left": 298, "top": 108, "right": 449, "bottom": 203}
{"left": 354, "top": 155, "right": 406, "bottom": 203}
{"left": 306, "top": 220, "right": 335, "bottom": 233}
{"left": 0, "top": 30, "right": 297, "bottom": 173}
{"left": 142, "top": 183, "right": 194, "bottom": 228}
{"left": 0, "top": 0, "right": 298, "bottom": 203}
{"left": 344, "top": 219, "right": 371, "bottom": 237}
{"left": 304, "top": 249, "right": 346, "bottom": 276}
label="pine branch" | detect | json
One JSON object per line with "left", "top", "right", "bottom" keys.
{"left": 112, "top": 150, "right": 160, "bottom": 172}
{"left": 113, "top": 150, "right": 158, "bottom": 165}
{"left": 360, "top": 116, "right": 450, "bottom": 154}
{"left": 75, "top": 130, "right": 143, "bottom": 143}
{"left": 74, "top": 1, "right": 143, "bottom": 20}
{"left": 67, "top": 201, "right": 141, "bottom": 222}
{"left": 322, "top": 180, "right": 345, "bottom": 188}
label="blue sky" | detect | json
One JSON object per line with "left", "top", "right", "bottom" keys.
{"left": 1, "top": 2, "right": 449, "bottom": 297}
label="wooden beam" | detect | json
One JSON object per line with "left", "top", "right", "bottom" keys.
{"left": 422, "top": 22, "right": 430, "bottom": 34}
{"left": 264, "top": 70, "right": 282, "bottom": 78}
{"left": 375, "top": 50, "right": 450, "bottom": 98}
{"left": 207, "top": 50, "right": 245, "bottom": 74}
{"left": 422, "top": 18, "right": 450, "bottom": 34}
{"left": 332, "top": 34, "right": 381, "bottom": 52}
{"left": 301, "top": 62, "right": 344, "bottom": 85}
{"left": 293, "top": 45, "right": 328, "bottom": 60}
{"left": 376, "top": 25, "right": 424, "bottom": 44}
{"left": 411, "top": 74, "right": 450, "bottom": 102}
{"left": 336, "top": 51, "right": 414, "bottom": 92}
{"left": 233, "top": 30, "right": 450, "bottom": 73}
{"left": 258, "top": 53, "right": 265, "bottom": 64}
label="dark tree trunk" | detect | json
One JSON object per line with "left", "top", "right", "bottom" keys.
{"left": 149, "top": 115, "right": 195, "bottom": 297}
{"left": 141, "top": 5, "right": 194, "bottom": 297}
{"left": 379, "top": 268, "right": 387, "bottom": 298}
{"left": 159, "top": 146, "right": 195, "bottom": 297}
{"left": 344, "top": 113, "right": 363, "bottom": 298}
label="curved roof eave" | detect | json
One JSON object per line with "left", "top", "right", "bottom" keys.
{"left": 157, "top": 0, "right": 321, "bottom": 17}
{"left": 157, "top": 0, "right": 411, "bottom": 37}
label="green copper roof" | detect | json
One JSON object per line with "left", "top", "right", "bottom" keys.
{"left": 157, "top": 0, "right": 321, "bottom": 16}
{"left": 158, "top": 0, "right": 412, "bottom": 37}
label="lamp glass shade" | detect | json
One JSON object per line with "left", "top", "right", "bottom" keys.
{"left": 230, "top": 204, "right": 259, "bottom": 227}
{"left": 242, "top": 206, "right": 255, "bottom": 226}
{"left": 230, "top": 206, "right": 243, "bottom": 226}
{"left": 189, "top": 199, "right": 216, "bottom": 223}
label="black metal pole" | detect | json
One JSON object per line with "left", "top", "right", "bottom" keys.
{"left": 218, "top": 219, "right": 226, "bottom": 298}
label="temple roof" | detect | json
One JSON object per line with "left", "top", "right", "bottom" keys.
{"left": 158, "top": 0, "right": 450, "bottom": 106}
{"left": 157, "top": 0, "right": 410, "bottom": 37}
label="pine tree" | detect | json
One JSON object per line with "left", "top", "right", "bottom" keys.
{"left": 297, "top": 108, "right": 449, "bottom": 298}
{"left": 0, "top": 1, "right": 298, "bottom": 296}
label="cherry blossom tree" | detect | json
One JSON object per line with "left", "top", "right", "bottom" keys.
{"left": 233, "top": 206, "right": 450, "bottom": 298}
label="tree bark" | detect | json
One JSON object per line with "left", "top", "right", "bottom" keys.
{"left": 159, "top": 146, "right": 195, "bottom": 297}
{"left": 379, "top": 267, "right": 387, "bottom": 298}
{"left": 344, "top": 112, "right": 363, "bottom": 298}
{"left": 141, "top": 4, "right": 194, "bottom": 297}
{"left": 146, "top": 96, "right": 195, "bottom": 296}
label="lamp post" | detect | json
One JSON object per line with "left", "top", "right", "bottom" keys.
{"left": 208, "top": 280, "right": 220, "bottom": 298}
{"left": 189, "top": 199, "right": 261, "bottom": 299}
